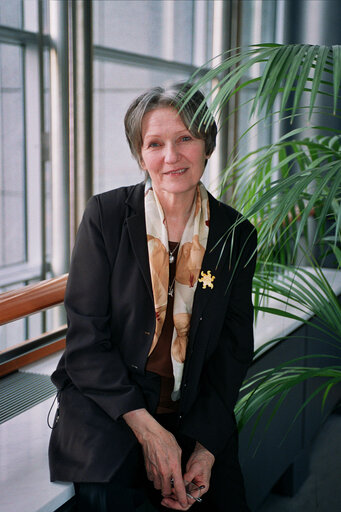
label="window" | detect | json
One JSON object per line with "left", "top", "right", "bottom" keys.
{"left": 0, "top": 0, "right": 51, "bottom": 349}
{"left": 0, "top": 42, "right": 26, "bottom": 269}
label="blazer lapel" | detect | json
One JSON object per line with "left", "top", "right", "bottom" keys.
{"left": 125, "top": 184, "right": 154, "bottom": 302}
{"left": 190, "top": 193, "right": 234, "bottom": 337}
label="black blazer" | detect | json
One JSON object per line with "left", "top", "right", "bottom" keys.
{"left": 49, "top": 183, "right": 257, "bottom": 483}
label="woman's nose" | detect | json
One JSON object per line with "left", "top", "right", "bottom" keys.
{"left": 164, "top": 143, "right": 179, "bottom": 164}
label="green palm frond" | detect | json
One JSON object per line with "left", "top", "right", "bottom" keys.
{"left": 185, "top": 43, "right": 341, "bottom": 125}
{"left": 253, "top": 263, "right": 341, "bottom": 342}
{"left": 333, "top": 45, "right": 341, "bottom": 113}
{"left": 236, "top": 365, "right": 341, "bottom": 434}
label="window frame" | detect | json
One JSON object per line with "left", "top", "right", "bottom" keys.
{"left": 0, "top": 23, "right": 50, "bottom": 287}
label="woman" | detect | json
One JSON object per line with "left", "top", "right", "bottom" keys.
{"left": 49, "top": 83, "right": 257, "bottom": 512}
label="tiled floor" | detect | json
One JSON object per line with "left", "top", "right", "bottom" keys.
{"left": 257, "top": 412, "right": 341, "bottom": 511}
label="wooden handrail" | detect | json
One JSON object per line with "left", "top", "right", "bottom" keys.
{"left": 0, "top": 274, "right": 68, "bottom": 326}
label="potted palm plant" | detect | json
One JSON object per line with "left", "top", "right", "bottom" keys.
{"left": 184, "top": 43, "right": 341, "bottom": 441}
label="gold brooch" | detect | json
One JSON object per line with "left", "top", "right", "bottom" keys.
{"left": 198, "top": 270, "right": 215, "bottom": 289}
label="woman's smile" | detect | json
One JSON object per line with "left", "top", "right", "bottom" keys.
{"left": 163, "top": 168, "right": 187, "bottom": 175}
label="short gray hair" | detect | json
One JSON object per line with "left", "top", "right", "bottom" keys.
{"left": 124, "top": 83, "right": 217, "bottom": 167}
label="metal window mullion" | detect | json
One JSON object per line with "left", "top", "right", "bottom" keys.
{"left": 72, "top": 0, "right": 93, "bottom": 232}
{"left": 0, "top": 25, "right": 50, "bottom": 46}
{"left": 190, "top": 0, "right": 195, "bottom": 66}
{"left": 38, "top": 0, "right": 47, "bottom": 332}
{"left": 21, "top": 44, "right": 28, "bottom": 269}
{"left": 161, "top": 0, "right": 175, "bottom": 62}
{"left": 21, "top": 0, "right": 24, "bottom": 29}
{"left": 49, "top": 0, "right": 70, "bottom": 279}
{"left": 38, "top": 0, "right": 46, "bottom": 280}
{"left": 25, "top": 39, "right": 45, "bottom": 340}
{"left": 93, "top": 44, "right": 207, "bottom": 76}
{"left": 192, "top": 0, "right": 208, "bottom": 67}
{"left": 208, "top": 0, "right": 233, "bottom": 197}
{"left": 49, "top": 0, "right": 69, "bottom": 330}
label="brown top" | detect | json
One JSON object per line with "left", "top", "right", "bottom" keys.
{"left": 146, "top": 241, "right": 179, "bottom": 414}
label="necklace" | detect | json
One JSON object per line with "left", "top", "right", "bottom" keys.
{"left": 168, "top": 276, "right": 176, "bottom": 297}
{"left": 169, "top": 241, "right": 180, "bottom": 263}
{"left": 168, "top": 242, "right": 179, "bottom": 296}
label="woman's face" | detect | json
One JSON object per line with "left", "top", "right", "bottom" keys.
{"left": 140, "top": 107, "right": 208, "bottom": 198}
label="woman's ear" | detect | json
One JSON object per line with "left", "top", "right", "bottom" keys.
{"left": 139, "top": 155, "right": 146, "bottom": 170}
{"left": 204, "top": 153, "right": 211, "bottom": 166}
{"left": 204, "top": 149, "right": 214, "bottom": 169}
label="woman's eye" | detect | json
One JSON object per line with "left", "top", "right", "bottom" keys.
{"left": 148, "top": 142, "right": 160, "bottom": 148}
{"left": 181, "top": 136, "right": 192, "bottom": 142}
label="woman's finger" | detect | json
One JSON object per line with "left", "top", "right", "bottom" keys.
{"left": 161, "top": 494, "right": 193, "bottom": 510}
{"left": 159, "top": 474, "right": 173, "bottom": 498}
{"left": 169, "top": 470, "right": 188, "bottom": 509}
{"left": 152, "top": 472, "right": 162, "bottom": 490}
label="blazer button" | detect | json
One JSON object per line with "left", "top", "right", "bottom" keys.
{"left": 144, "top": 331, "right": 150, "bottom": 335}
{"left": 131, "top": 364, "right": 138, "bottom": 369}
{"left": 199, "top": 316, "right": 203, "bottom": 321}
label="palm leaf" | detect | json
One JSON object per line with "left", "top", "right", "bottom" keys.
{"left": 309, "top": 46, "right": 330, "bottom": 119}
{"left": 332, "top": 45, "right": 341, "bottom": 114}
{"left": 280, "top": 45, "right": 311, "bottom": 114}
{"left": 236, "top": 365, "right": 341, "bottom": 431}
{"left": 185, "top": 43, "right": 341, "bottom": 126}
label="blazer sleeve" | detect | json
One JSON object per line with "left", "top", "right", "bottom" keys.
{"left": 62, "top": 195, "right": 146, "bottom": 420}
{"left": 179, "top": 224, "right": 257, "bottom": 456}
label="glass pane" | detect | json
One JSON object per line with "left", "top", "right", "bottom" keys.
{"left": 0, "top": 279, "right": 47, "bottom": 352}
{"left": 23, "top": 0, "right": 38, "bottom": 32}
{"left": 240, "top": 0, "right": 277, "bottom": 46}
{"left": 237, "top": 0, "right": 277, "bottom": 163}
{"left": 0, "top": 0, "right": 22, "bottom": 29}
{"left": 43, "top": 0, "right": 50, "bottom": 35}
{"left": 0, "top": 44, "right": 26, "bottom": 268}
{"left": 2, "top": 193, "right": 26, "bottom": 265}
{"left": 93, "top": 59, "right": 189, "bottom": 193}
{"left": 1, "top": 43, "right": 22, "bottom": 89}
{"left": 0, "top": 317, "right": 26, "bottom": 351}
{"left": 93, "top": 0, "right": 194, "bottom": 65}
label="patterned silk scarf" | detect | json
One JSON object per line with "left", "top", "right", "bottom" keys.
{"left": 145, "top": 180, "right": 210, "bottom": 399}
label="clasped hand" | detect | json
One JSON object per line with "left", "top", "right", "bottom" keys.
{"left": 123, "top": 409, "right": 215, "bottom": 510}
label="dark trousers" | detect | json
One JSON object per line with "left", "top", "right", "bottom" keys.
{"left": 74, "top": 415, "right": 250, "bottom": 512}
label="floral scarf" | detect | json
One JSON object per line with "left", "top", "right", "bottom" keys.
{"left": 144, "top": 180, "right": 210, "bottom": 399}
